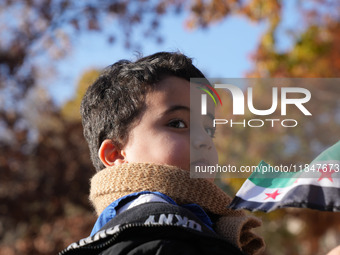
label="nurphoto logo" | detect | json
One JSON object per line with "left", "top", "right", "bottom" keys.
{"left": 199, "top": 82, "right": 312, "bottom": 128}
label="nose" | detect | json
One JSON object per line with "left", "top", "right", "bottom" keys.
{"left": 191, "top": 127, "right": 212, "bottom": 150}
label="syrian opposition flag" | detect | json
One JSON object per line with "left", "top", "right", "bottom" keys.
{"left": 229, "top": 140, "right": 340, "bottom": 212}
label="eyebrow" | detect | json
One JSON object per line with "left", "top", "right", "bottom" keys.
{"left": 162, "top": 105, "right": 190, "bottom": 116}
{"left": 162, "top": 105, "right": 215, "bottom": 121}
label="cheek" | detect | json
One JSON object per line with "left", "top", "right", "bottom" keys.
{"left": 210, "top": 146, "right": 218, "bottom": 164}
{"left": 158, "top": 134, "right": 190, "bottom": 165}
{"left": 124, "top": 128, "right": 190, "bottom": 169}
{"left": 168, "top": 137, "right": 189, "bottom": 154}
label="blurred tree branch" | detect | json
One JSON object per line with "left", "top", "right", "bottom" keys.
{"left": 1, "top": 1, "right": 340, "bottom": 254}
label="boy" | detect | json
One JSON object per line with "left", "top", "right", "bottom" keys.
{"left": 59, "top": 52, "right": 265, "bottom": 255}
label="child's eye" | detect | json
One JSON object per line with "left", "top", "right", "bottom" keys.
{"left": 168, "top": 119, "right": 187, "bottom": 129}
{"left": 205, "top": 127, "right": 216, "bottom": 138}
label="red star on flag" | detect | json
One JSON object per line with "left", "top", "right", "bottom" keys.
{"left": 264, "top": 189, "right": 281, "bottom": 200}
{"left": 318, "top": 165, "right": 335, "bottom": 182}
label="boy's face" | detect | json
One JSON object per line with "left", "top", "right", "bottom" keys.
{"left": 120, "top": 76, "right": 218, "bottom": 171}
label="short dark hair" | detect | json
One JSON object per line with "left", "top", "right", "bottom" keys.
{"left": 80, "top": 52, "right": 206, "bottom": 171}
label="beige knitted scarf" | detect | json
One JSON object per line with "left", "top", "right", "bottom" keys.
{"left": 89, "top": 163, "right": 265, "bottom": 255}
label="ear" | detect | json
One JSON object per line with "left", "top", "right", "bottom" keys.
{"left": 98, "top": 139, "right": 125, "bottom": 167}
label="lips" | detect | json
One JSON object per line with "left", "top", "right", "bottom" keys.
{"left": 190, "top": 159, "right": 210, "bottom": 167}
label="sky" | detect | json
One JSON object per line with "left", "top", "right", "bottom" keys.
{"left": 50, "top": 12, "right": 268, "bottom": 106}
{"left": 47, "top": 0, "right": 301, "bottom": 106}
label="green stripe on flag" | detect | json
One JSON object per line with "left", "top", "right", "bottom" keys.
{"left": 248, "top": 161, "right": 297, "bottom": 188}
{"left": 311, "top": 140, "right": 340, "bottom": 162}
{"left": 231, "top": 140, "right": 340, "bottom": 212}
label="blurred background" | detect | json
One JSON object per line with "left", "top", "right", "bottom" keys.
{"left": 0, "top": 0, "right": 339, "bottom": 254}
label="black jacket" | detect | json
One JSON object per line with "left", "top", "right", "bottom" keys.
{"left": 59, "top": 202, "right": 245, "bottom": 255}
